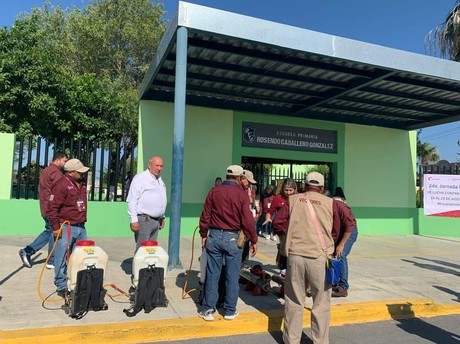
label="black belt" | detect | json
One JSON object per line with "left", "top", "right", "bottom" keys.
{"left": 71, "top": 223, "right": 85, "bottom": 228}
{"left": 138, "top": 214, "right": 162, "bottom": 221}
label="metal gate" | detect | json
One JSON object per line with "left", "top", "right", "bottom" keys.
{"left": 241, "top": 157, "right": 332, "bottom": 196}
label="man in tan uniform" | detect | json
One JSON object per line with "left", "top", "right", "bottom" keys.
{"left": 273, "top": 172, "right": 354, "bottom": 344}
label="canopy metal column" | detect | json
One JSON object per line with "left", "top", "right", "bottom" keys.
{"left": 168, "top": 26, "right": 187, "bottom": 270}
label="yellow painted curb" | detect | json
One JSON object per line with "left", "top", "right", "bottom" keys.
{"left": 330, "top": 298, "right": 460, "bottom": 326}
{"left": 1, "top": 299, "right": 459, "bottom": 344}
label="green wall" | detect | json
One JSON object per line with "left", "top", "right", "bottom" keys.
{"left": 344, "top": 124, "right": 416, "bottom": 208}
{"left": 1, "top": 106, "right": 458, "bottom": 239}
{"left": 352, "top": 206, "right": 416, "bottom": 235}
{"left": 417, "top": 208, "right": 460, "bottom": 236}
{"left": 139, "top": 101, "right": 234, "bottom": 235}
{"left": 0, "top": 133, "right": 15, "bottom": 200}
{"left": 0, "top": 199, "right": 146, "bottom": 238}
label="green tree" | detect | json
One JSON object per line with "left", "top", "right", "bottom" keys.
{"left": 306, "top": 164, "right": 330, "bottom": 177}
{"left": 0, "top": 14, "right": 67, "bottom": 138}
{"left": 39, "top": 0, "right": 167, "bottom": 144}
{"left": 424, "top": 4, "right": 460, "bottom": 164}
{"left": 417, "top": 130, "right": 440, "bottom": 166}
{"left": 0, "top": 0, "right": 167, "bottom": 144}
{"left": 0, "top": 13, "right": 127, "bottom": 142}
{"left": 426, "top": 1, "right": 460, "bottom": 61}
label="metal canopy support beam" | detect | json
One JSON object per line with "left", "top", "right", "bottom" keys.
{"left": 164, "top": 54, "right": 349, "bottom": 89}
{"left": 295, "top": 70, "right": 397, "bottom": 115}
{"left": 168, "top": 26, "right": 187, "bottom": 270}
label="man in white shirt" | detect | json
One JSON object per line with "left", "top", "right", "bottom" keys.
{"left": 127, "top": 155, "right": 167, "bottom": 249}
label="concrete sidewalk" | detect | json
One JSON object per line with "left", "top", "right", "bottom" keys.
{"left": 1, "top": 234, "right": 459, "bottom": 343}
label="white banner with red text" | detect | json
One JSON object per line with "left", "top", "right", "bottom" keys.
{"left": 424, "top": 174, "right": 460, "bottom": 217}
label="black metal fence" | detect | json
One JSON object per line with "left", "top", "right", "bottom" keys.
{"left": 243, "top": 163, "right": 330, "bottom": 196}
{"left": 12, "top": 136, "right": 137, "bottom": 201}
{"left": 422, "top": 164, "right": 460, "bottom": 175}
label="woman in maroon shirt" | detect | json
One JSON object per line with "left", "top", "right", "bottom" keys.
{"left": 260, "top": 185, "right": 274, "bottom": 239}
{"left": 262, "top": 178, "right": 297, "bottom": 274}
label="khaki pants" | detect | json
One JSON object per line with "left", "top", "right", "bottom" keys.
{"left": 283, "top": 254, "right": 331, "bottom": 344}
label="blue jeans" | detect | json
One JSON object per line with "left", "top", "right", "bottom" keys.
{"left": 202, "top": 229, "right": 242, "bottom": 316}
{"left": 338, "top": 227, "right": 358, "bottom": 290}
{"left": 24, "top": 217, "right": 55, "bottom": 265}
{"left": 54, "top": 224, "right": 87, "bottom": 291}
{"left": 263, "top": 221, "right": 272, "bottom": 236}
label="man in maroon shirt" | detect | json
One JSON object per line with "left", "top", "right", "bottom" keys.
{"left": 198, "top": 165, "right": 258, "bottom": 321}
{"left": 19, "top": 151, "right": 68, "bottom": 269}
{"left": 48, "top": 158, "right": 89, "bottom": 296}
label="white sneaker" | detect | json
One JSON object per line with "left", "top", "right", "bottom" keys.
{"left": 198, "top": 310, "right": 215, "bottom": 321}
{"left": 19, "top": 249, "right": 32, "bottom": 268}
{"left": 46, "top": 264, "right": 54, "bottom": 270}
{"left": 271, "top": 235, "right": 279, "bottom": 242}
{"left": 224, "top": 312, "right": 239, "bottom": 320}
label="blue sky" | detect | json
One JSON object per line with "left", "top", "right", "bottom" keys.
{"left": 2, "top": 0, "right": 460, "bottom": 161}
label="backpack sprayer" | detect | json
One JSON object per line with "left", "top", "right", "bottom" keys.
{"left": 37, "top": 222, "right": 109, "bottom": 319}
{"left": 123, "top": 240, "right": 169, "bottom": 317}
{"left": 63, "top": 239, "right": 109, "bottom": 318}
{"left": 38, "top": 224, "right": 171, "bottom": 318}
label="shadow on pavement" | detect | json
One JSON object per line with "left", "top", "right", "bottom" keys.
{"left": 387, "top": 302, "right": 415, "bottom": 320}
{"left": 394, "top": 318, "right": 460, "bottom": 344}
{"left": 433, "top": 285, "right": 460, "bottom": 302}
{"left": 413, "top": 256, "right": 460, "bottom": 271}
{"left": 401, "top": 258, "right": 460, "bottom": 277}
{"left": 176, "top": 269, "right": 202, "bottom": 308}
{"left": 0, "top": 252, "right": 44, "bottom": 285}
{"left": 386, "top": 301, "right": 460, "bottom": 343}
{"left": 120, "top": 257, "right": 133, "bottom": 275}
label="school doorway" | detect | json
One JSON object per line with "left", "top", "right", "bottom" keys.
{"left": 241, "top": 156, "right": 334, "bottom": 197}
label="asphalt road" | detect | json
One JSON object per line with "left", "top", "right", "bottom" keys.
{"left": 154, "top": 314, "right": 460, "bottom": 344}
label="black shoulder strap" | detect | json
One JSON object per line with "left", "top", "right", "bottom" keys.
{"left": 88, "top": 268, "right": 104, "bottom": 310}
{"left": 124, "top": 266, "right": 167, "bottom": 317}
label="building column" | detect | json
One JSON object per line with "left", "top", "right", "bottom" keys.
{"left": 168, "top": 26, "right": 188, "bottom": 270}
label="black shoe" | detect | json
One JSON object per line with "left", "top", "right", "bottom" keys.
{"left": 332, "top": 286, "right": 348, "bottom": 297}
{"left": 56, "top": 289, "right": 66, "bottom": 298}
{"left": 19, "top": 249, "right": 32, "bottom": 268}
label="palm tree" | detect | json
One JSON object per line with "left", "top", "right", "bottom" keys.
{"left": 416, "top": 132, "right": 439, "bottom": 207}
{"left": 417, "top": 140, "right": 440, "bottom": 167}
{"left": 416, "top": 130, "right": 439, "bottom": 174}
{"left": 426, "top": 1, "right": 460, "bottom": 60}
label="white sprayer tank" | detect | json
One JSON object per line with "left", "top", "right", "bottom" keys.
{"left": 67, "top": 240, "right": 109, "bottom": 291}
{"left": 132, "top": 241, "right": 168, "bottom": 287}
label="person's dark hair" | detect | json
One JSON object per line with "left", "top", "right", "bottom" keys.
{"left": 52, "top": 151, "right": 68, "bottom": 161}
{"left": 281, "top": 178, "right": 297, "bottom": 196}
{"left": 263, "top": 185, "right": 274, "bottom": 195}
{"left": 333, "top": 187, "right": 346, "bottom": 201}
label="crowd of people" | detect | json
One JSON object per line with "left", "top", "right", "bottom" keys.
{"left": 19, "top": 154, "right": 358, "bottom": 344}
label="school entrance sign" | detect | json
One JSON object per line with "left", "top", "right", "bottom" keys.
{"left": 242, "top": 122, "right": 337, "bottom": 153}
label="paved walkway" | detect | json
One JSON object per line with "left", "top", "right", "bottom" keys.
{"left": 1, "top": 234, "right": 459, "bottom": 343}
